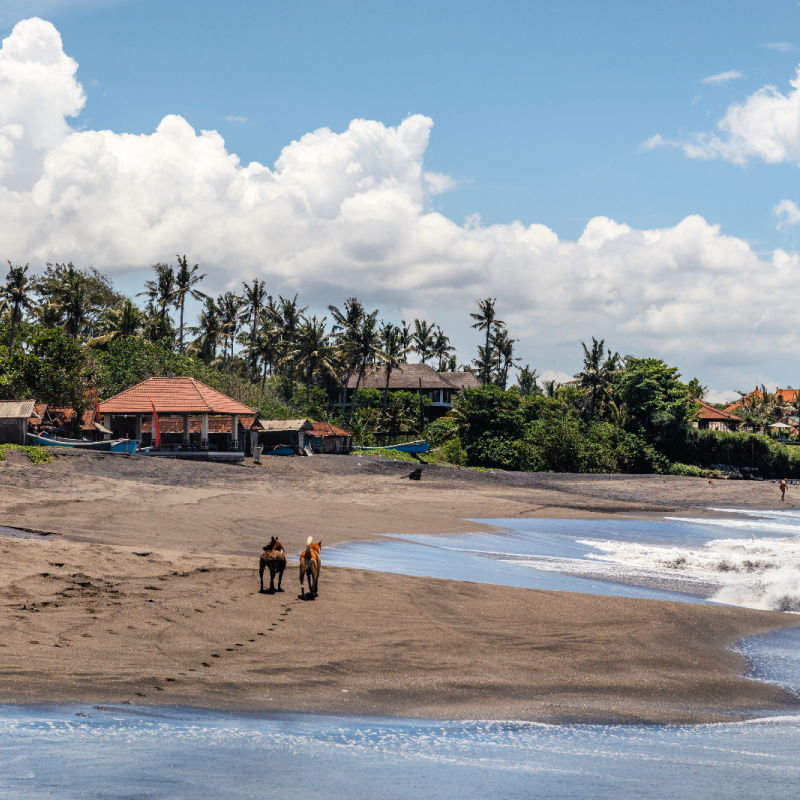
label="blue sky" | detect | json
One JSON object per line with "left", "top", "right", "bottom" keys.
{"left": 3, "top": 0, "right": 800, "bottom": 397}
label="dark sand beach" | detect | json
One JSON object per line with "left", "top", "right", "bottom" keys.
{"left": 0, "top": 449, "right": 798, "bottom": 723}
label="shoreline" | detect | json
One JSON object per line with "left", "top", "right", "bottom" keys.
{"left": 1, "top": 450, "right": 799, "bottom": 724}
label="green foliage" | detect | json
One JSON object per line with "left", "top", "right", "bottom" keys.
{"left": 423, "top": 416, "right": 460, "bottom": 446}
{"left": 0, "top": 444, "right": 52, "bottom": 464}
{"left": 668, "top": 462, "right": 705, "bottom": 477}
{"left": 439, "top": 436, "right": 467, "bottom": 466}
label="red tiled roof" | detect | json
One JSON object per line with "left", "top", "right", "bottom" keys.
{"left": 694, "top": 400, "right": 741, "bottom": 422}
{"left": 99, "top": 377, "right": 255, "bottom": 415}
{"left": 725, "top": 387, "right": 799, "bottom": 413}
{"left": 308, "top": 421, "right": 350, "bottom": 438}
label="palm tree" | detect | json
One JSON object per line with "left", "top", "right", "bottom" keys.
{"left": 412, "top": 319, "right": 436, "bottom": 364}
{"left": 251, "top": 305, "right": 282, "bottom": 389}
{"left": 328, "top": 297, "right": 367, "bottom": 393}
{"left": 517, "top": 365, "right": 539, "bottom": 397}
{"left": 379, "top": 322, "right": 411, "bottom": 412}
{"left": 575, "top": 337, "right": 621, "bottom": 421}
{"left": 241, "top": 279, "right": 268, "bottom": 378}
{"left": 173, "top": 255, "right": 207, "bottom": 354}
{"left": 347, "top": 309, "right": 382, "bottom": 427}
{"left": 274, "top": 294, "right": 307, "bottom": 384}
{"left": 398, "top": 320, "right": 413, "bottom": 362}
{"left": 492, "top": 327, "right": 519, "bottom": 389}
{"left": 470, "top": 298, "right": 503, "bottom": 386}
{"left": 1, "top": 262, "right": 32, "bottom": 354}
{"left": 217, "top": 291, "right": 244, "bottom": 363}
{"left": 290, "top": 315, "right": 338, "bottom": 403}
{"left": 138, "top": 263, "right": 176, "bottom": 332}
{"left": 190, "top": 296, "right": 222, "bottom": 365}
{"left": 88, "top": 299, "right": 143, "bottom": 347}
{"left": 432, "top": 326, "right": 455, "bottom": 371}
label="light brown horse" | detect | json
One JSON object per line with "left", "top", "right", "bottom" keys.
{"left": 299, "top": 536, "right": 321, "bottom": 599}
{"left": 259, "top": 536, "right": 286, "bottom": 593}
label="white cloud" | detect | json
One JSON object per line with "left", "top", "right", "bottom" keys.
{"left": 774, "top": 198, "right": 800, "bottom": 228}
{"left": 3, "top": 17, "right": 800, "bottom": 393}
{"left": 700, "top": 69, "right": 743, "bottom": 86}
{"left": 224, "top": 115, "right": 247, "bottom": 124}
{"left": 678, "top": 64, "right": 800, "bottom": 164}
{"left": 762, "top": 42, "right": 794, "bottom": 51}
{"left": 638, "top": 133, "right": 680, "bottom": 152}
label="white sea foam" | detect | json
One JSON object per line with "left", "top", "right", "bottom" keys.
{"left": 575, "top": 519, "right": 800, "bottom": 611}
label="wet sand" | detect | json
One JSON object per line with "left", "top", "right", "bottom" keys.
{"left": 0, "top": 449, "right": 798, "bottom": 723}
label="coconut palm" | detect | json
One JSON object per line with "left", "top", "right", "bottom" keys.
{"left": 575, "top": 337, "right": 621, "bottom": 422}
{"left": 138, "top": 263, "right": 175, "bottom": 332}
{"left": 398, "top": 320, "right": 413, "bottom": 362}
{"left": 290, "top": 315, "right": 338, "bottom": 403}
{"left": 432, "top": 326, "right": 455, "bottom": 372}
{"left": 412, "top": 319, "right": 436, "bottom": 364}
{"left": 88, "top": 299, "right": 143, "bottom": 347}
{"left": 189, "top": 296, "right": 223, "bottom": 365}
{"left": 217, "top": 291, "right": 245, "bottom": 363}
{"left": 379, "top": 322, "right": 411, "bottom": 412}
{"left": 173, "top": 255, "right": 207, "bottom": 354}
{"left": 328, "top": 297, "right": 367, "bottom": 391}
{"left": 1, "top": 262, "right": 33, "bottom": 354}
{"left": 492, "top": 327, "right": 520, "bottom": 389}
{"left": 240, "top": 279, "right": 268, "bottom": 378}
{"left": 470, "top": 298, "right": 503, "bottom": 386}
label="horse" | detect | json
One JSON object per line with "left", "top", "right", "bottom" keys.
{"left": 259, "top": 536, "right": 287, "bottom": 593}
{"left": 299, "top": 536, "right": 321, "bottom": 599}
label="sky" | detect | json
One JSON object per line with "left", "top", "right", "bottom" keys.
{"left": 3, "top": 0, "right": 800, "bottom": 400}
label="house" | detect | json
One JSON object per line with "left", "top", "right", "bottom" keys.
{"left": 0, "top": 400, "right": 36, "bottom": 445}
{"left": 724, "top": 387, "right": 800, "bottom": 413}
{"left": 692, "top": 400, "right": 741, "bottom": 432}
{"left": 33, "top": 406, "right": 112, "bottom": 440}
{"left": 337, "top": 363, "right": 481, "bottom": 417}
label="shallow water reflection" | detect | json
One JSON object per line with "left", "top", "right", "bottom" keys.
{"left": 2, "top": 704, "right": 800, "bottom": 800}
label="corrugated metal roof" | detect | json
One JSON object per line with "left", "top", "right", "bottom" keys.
{"left": 0, "top": 400, "right": 36, "bottom": 419}
{"left": 98, "top": 377, "right": 255, "bottom": 415}
{"left": 256, "top": 418, "right": 312, "bottom": 432}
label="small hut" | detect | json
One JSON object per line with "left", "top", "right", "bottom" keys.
{"left": 250, "top": 418, "right": 313, "bottom": 454}
{"left": 0, "top": 400, "right": 36, "bottom": 445}
{"left": 307, "top": 421, "right": 352, "bottom": 454}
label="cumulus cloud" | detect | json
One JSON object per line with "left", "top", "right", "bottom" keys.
{"left": 2, "top": 17, "right": 799, "bottom": 393}
{"left": 774, "top": 198, "right": 800, "bottom": 228}
{"left": 679, "top": 64, "right": 800, "bottom": 164}
{"left": 699, "top": 69, "right": 743, "bottom": 86}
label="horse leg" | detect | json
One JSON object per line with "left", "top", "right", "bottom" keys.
{"left": 268, "top": 565, "right": 276, "bottom": 593}
{"left": 276, "top": 565, "right": 284, "bottom": 592}
{"left": 259, "top": 560, "right": 266, "bottom": 592}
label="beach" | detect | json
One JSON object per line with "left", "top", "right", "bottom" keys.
{"left": 0, "top": 449, "right": 798, "bottom": 723}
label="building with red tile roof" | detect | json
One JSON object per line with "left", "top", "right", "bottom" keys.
{"left": 692, "top": 400, "right": 741, "bottom": 432}
{"left": 98, "top": 377, "right": 255, "bottom": 450}
{"left": 307, "top": 420, "right": 352, "bottom": 454}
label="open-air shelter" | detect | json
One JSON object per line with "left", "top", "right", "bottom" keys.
{"left": 98, "top": 377, "right": 255, "bottom": 451}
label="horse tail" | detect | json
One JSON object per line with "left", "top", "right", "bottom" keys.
{"left": 306, "top": 536, "right": 313, "bottom": 547}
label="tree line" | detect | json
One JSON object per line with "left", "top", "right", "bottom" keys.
{"left": 0, "top": 259, "right": 521, "bottom": 434}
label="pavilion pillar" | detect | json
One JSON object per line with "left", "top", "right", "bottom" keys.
{"left": 231, "top": 415, "right": 239, "bottom": 450}
{"left": 103, "top": 414, "right": 111, "bottom": 440}
{"left": 201, "top": 414, "right": 209, "bottom": 448}
{"left": 183, "top": 413, "right": 190, "bottom": 446}
{"left": 135, "top": 415, "right": 142, "bottom": 442}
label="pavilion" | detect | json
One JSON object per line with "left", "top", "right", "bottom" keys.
{"left": 98, "top": 377, "right": 256, "bottom": 451}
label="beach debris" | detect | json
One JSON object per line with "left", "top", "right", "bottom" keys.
{"left": 405, "top": 467, "right": 423, "bottom": 481}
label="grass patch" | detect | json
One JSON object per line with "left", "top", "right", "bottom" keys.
{"left": 0, "top": 444, "right": 53, "bottom": 464}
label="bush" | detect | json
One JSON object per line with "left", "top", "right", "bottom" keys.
{"left": 668, "top": 462, "right": 705, "bottom": 477}
{"left": 439, "top": 437, "right": 468, "bottom": 466}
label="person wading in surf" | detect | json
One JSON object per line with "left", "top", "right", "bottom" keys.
{"left": 780, "top": 478, "right": 788, "bottom": 501}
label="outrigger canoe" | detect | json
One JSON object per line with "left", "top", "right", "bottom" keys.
{"left": 27, "top": 432, "right": 138, "bottom": 454}
{"left": 356, "top": 440, "right": 430, "bottom": 454}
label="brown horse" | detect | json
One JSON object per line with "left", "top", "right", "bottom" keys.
{"left": 299, "top": 536, "right": 321, "bottom": 599}
{"left": 259, "top": 536, "right": 286, "bottom": 593}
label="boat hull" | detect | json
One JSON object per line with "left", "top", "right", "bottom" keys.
{"left": 358, "top": 440, "right": 429, "bottom": 454}
{"left": 27, "top": 433, "right": 137, "bottom": 453}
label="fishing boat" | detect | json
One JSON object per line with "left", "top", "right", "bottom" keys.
{"left": 265, "top": 445, "right": 295, "bottom": 456}
{"left": 356, "top": 440, "right": 430, "bottom": 454}
{"left": 27, "top": 432, "right": 138, "bottom": 453}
